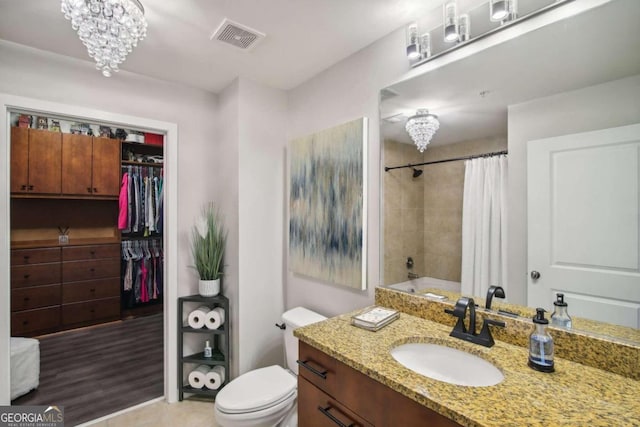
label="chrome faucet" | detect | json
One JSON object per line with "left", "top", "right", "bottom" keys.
{"left": 445, "top": 297, "right": 505, "bottom": 347}
{"left": 485, "top": 285, "right": 505, "bottom": 310}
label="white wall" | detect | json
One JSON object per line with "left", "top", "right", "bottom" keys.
{"left": 213, "top": 79, "right": 241, "bottom": 377}
{"left": 237, "top": 78, "right": 287, "bottom": 374}
{"left": 215, "top": 77, "right": 287, "bottom": 376}
{"left": 507, "top": 74, "right": 640, "bottom": 305}
{"left": 285, "top": 28, "right": 411, "bottom": 316}
{"left": 0, "top": 40, "right": 218, "bottom": 403}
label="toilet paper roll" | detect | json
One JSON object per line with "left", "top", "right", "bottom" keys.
{"left": 188, "top": 364, "right": 210, "bottom": 389}
{"left": 205, "top": 365, "right": 226, "bottom": 390}
{"left": 187, "top": 306, "right": 210, "bottom": 329}
{"left": 204, "top": 307, "right": 225, "bottom": 330}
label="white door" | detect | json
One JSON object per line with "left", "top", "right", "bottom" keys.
{"left": 527, "top": 123, "right": 640, "bottom": 328}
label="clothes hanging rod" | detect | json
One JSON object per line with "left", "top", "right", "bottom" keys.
{"left": 384, "top": 150, "right": 507, "bottom": 172}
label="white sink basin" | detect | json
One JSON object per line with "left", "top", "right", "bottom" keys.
{"left": 391, "top": 343, "right": 504, "bottom": 387}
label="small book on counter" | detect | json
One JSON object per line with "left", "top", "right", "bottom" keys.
{"left": 351, "top": 306, "right": 399, "bottom": 331}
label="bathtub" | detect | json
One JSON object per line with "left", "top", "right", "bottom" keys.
{"left": 385, "top": 276, "right": 461, "bottom": 294}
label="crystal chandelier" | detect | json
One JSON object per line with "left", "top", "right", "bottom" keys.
{"left": 405, "top": 109, "right": 440, "bottom": 152}
{"left": 61, "top": 0, "right": 147, "bottom": 77}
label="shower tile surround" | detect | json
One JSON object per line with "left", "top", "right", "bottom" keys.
{"left": 375, "top": 287, "right": 640, "bottom": 380}
{"left": 383, "top": 136, "right": 507, "bottom": 285}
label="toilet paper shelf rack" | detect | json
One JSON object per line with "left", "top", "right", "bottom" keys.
{"left": 178, "top": 294, "right": 230, "bottom": 401}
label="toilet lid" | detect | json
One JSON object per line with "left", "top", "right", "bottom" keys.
{"left": 216, "top": 365, "right": 296, "bottom": 414}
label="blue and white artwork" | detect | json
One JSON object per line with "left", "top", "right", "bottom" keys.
{"left": 289, "top": 117, "right": 367, "bottom": 290}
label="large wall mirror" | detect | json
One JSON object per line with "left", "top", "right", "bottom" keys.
{"left": 379, "top": 0, "right": 640, "bottom": 343}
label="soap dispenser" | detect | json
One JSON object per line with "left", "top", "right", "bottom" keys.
{"left": 550, "top": 293, "right": 572, "bottom": 329}
{"left": 528, "top": 308, "right": 554, "bottom": 373}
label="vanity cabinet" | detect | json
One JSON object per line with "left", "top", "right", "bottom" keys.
{"left": 10, "top": 127, "right": 62, "bottom": 195}
{"left": 62, "top": 133, "right": 121, "bottom": 197}
{"left": 298, "top": 341, "right": 461, "bottom": 427}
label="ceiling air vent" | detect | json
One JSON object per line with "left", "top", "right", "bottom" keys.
{"left": 211, "top": 18, "right": 265, "bottom": 51}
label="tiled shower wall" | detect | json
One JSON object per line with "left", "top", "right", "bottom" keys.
{"left": 383, "top": 136, "right": 507, "bottom": 285}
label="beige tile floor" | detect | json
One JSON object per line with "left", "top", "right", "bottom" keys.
{"left": 83, "top": 398, "right": 219, "bottom": 427}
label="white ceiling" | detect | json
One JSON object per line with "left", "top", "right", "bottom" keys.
{"left": 381, "top": 0, "right": 640, "bottom": 147}
{"left": 0, "top": 0, "right": 463, "bottom": 93}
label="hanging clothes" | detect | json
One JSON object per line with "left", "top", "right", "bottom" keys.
{"left": 121, "top": 239, "right": 164, "bottom": 307}
{"left": 118, "top": 166, "right": 163, "bottom": 237}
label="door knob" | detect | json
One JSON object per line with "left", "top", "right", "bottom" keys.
{"left": 530, "top": 271, "right": 541, "bottom": 280}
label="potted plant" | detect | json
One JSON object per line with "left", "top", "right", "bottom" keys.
{"left": 191, "top": 203, "right": 227, "bottom": 296}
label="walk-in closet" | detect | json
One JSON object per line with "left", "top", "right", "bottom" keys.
{"left": 8, "top": 110, "right": 165, "bottom": 425}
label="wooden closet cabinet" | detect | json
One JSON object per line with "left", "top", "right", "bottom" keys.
{"left": 298, "top": 341, "right": 461, "bottom": 427}
{"left": 10, "top": 127, "right": 62, "bottom": 195}
{"left": 62, "top": 133, "right": 121, "bottom": 197}
{"left": 10, "top": 247, "right": 62, "bottom": 336}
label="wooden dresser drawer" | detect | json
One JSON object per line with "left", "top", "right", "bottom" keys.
{"left": 12, "top": 284, "right": 61, "bottom": 311}
{"left": 11, "top": 263, "right": 61, "bottom": 288}
{"left": 62, "top": 278, "right": 120, "bottom": 303}
{"left": 299, "top": 341, "right": 338, "bottom": 396}
{"left": 62, "top": 297, "right": 120, "bottom": 326}
{"left": 62, "top": 258, "right": 120, "bottom": 282}
{"left": 298, "top": 377, "right": 372, "bottom": 427}
{"left": 12, "top": 306, "right": 60, "bottom": 336}
{"left": 11, "top": 247, "right": 61, "bottom": 265}
{"left": 62, "top": 244, "right": 120, "bottom": 261}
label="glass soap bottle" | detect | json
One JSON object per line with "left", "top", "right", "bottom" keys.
{"left": 528, "top": 308, "right": 554, "bottom": 373}
{"left": 551, "top": 293, "right": 572, "bottom": 329}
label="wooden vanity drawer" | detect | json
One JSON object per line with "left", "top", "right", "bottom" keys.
{"left": 62, "top": 297, "right": 120, "bottom": 326}
{"left": 11, "top": 306, "right": 60, "bottom": 336}
{"left": 11, "top": 263, "right": 61, "bottom": 288}
{"left": 62, "top": 258, "right": 120, "bottom": 282}
{"left": 11, "top": 247, "right": 61, "bottom": 265}
{"left": 299, "top": 341, "right": 338, "bottom": 396}
{"left": 62, "top": 244, "right": 119, "bottom": 261}
{"left": 12, "top": 284, "right": 61, "bottom": 311}
{"left": 298, "top": 377, "right": 372, "bottom": 427}
{"left": 62, "top": 277, "right": 120, "bottom": 303}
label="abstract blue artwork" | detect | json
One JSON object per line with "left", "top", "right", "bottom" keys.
{"left": 289, "top": 117, "right": 367, "bottom": 290}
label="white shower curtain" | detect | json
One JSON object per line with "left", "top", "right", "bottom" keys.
{"left": 461, "top": 155, "right": 507, "bottom": 298}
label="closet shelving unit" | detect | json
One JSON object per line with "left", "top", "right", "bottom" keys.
{"left": 120, "top": 139, "right": 164, "bottom": 318}
{"left": 178, "top": 294, "right": 230, "bottom": 401}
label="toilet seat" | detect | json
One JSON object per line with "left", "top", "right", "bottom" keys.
{"left": 216, "top": 365, "right": 297, "bottom": 414}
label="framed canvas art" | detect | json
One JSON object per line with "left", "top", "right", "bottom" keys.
{"left": 289, "top": 117, "right": 367, "bottom": 290}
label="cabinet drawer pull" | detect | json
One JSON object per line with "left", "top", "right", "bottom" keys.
{"left": 23, "top": 297, "right": 30, "bottom": 302}
{"left": 23, "top": 274, "right": 30, "bottom": 279}
{"left": 22, "top": 320, "right": 29, "bottom": 325}
{"left": 296, "top": 359, "right": 327, "bottom": 379}
{"left": 317, "top": 406, "right": 354, "bottom": 427}
{"left": 90, "top": 288, "right": 96, "bottom": 293}
{"left": 23, "top": 255, "right": 30, "bottom": 261}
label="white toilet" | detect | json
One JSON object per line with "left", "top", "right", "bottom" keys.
{"left": 214, "top": 307, "right": 327, "bottom": 427}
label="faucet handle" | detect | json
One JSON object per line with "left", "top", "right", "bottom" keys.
{"left": 476, "top": 318, "right": 506, "bottom": 348}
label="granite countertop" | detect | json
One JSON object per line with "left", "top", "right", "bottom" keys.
{"left": 294, "top": 309, "right": 640, "bottom": 427}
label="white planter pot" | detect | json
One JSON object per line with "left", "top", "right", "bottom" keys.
{"left": 199, "top": 279, "right": 220, "bottom": 297}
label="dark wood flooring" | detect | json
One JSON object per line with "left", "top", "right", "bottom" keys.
{"left": 12, "top": 314, "right": 164, "bottom": 426}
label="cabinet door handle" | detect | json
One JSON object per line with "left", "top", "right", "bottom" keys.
{"left": 28, "top": 185, "right": 34, "bottom": 190}
{"left": 317, "top": 406, "right": 355, "bottom": 427}
{"left": 296, "top": 359, "right": 327, "bottom": 379}
{"left": 21, "top": 185, "right": 27, "bottom": 190}
{"left": 87, "top": 187, "right": 92, "bottom": 193}
{"left": 93, "top": 187, "right": 98, "bottom": 193}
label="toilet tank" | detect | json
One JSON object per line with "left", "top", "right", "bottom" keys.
{"left": 281, "top": 307, "right": 326, "bottom": 375}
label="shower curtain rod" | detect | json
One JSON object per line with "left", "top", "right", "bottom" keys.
{"left": 384, "top": 150, "right": 508, "bottom": 172}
